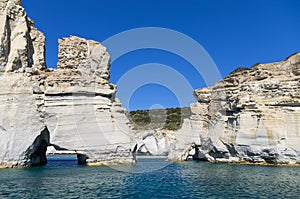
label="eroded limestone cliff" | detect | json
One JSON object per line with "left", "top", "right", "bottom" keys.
{"left": 169, "top": 53, "right": 300, "bottom": 165}
{"left": 0, "top": 0, "right": 134, "bottom": 167}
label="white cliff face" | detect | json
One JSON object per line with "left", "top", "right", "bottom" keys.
{"left": 0, "top": 73, "right": 48, "bottom": 167}
{"left": 0, "top": 0, "right": 45, "bottom": 72}
{"left": 45, "top": 36, "right": 134, "bottom": 165}
{"left": 0, "top": 0, "right": 49, "bottom": 167}
{"left": 0, "top": 0, "right": 29, "bottom": 72}
{"left": 167, "top": 114, "right": 202, "bottom": 161}
{"left": 169, "top": 53, "right": 300, "bottom": 165}
{"left": 0, "top": 1, "right": 134, "bottom": 167}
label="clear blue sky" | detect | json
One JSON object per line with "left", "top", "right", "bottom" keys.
{"left": 23, "top": 0, "right": 300, "bottom": 111}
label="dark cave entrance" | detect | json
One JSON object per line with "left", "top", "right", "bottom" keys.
{"left": 27, "top": 127, "right": 89, "bottom": 167}
{"left": 30, "top": 140, "right": 49, "bottom": 166}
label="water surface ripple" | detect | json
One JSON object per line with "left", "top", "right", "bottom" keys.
{"left": 0, "top": 157, "right": 299, "bottom": 198}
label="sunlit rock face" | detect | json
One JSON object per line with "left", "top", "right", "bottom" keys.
{"left": 169, "top": 53, "right": 300, "bottom": 165}
{"left": 45, "top": 36, "right": 134, "bottom": 165}
{"left": 0, "top": 0, "right": 45, "bottom": 72}
{"left": 0, "top": 0, "right": 134, "bottom": 168}
{"left": 0, "top": 71, "right": 48, "bottom": 167}
{"left": 0, "top": 0, "right": 48, "bottom": 167}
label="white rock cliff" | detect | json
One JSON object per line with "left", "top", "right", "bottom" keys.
{"left": 169, "top": 53, "right": 300, "bottom": 165}
{"left": 0, "top": 0, "right": 135, "bottom": 167}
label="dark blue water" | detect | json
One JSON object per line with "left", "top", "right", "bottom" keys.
{"left": 0, "top": 156, "right": 299, "bottom": 198}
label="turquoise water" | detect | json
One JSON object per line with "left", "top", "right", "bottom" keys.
{"left": 0, "top": 156, "right": 299, "bottom": 198}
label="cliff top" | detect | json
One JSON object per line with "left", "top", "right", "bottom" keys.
{"left": 195, "top": 52, "right": 300, "bottom": 94}
{"left": 0, "top": 0, "right": 111, "bottom": 79}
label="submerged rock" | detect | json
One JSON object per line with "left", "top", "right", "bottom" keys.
{"left": 169, "top": 53, "right": 300, "bottom": 165}
{"left": 0, "top": 0, "right": 135, "bottom": 167}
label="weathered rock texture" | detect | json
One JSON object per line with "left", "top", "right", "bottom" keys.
{"left": 0, "top": 0, "right": 134, "bottom": 167}
{"left": 0, "top": 0, "right": 44, "bottom": 72}
{"left": 44, "top": 36, "right": 134, "bottom": 166}
{"left": 133, "top": 130, "right": 176, "bottom": 156}
{"left": 169, "top": 53, "right": 300, "bottom": 165}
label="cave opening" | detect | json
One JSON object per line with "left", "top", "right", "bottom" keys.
{"left": 30, "top": 140, "right": 48, "bottom": 166}
{"left": 27, "top": 127, "right": 89, "bottom": 167}
{"left": 45, "top": 146, "right": 88, "bottom": 167}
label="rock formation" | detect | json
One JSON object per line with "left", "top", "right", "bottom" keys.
{"left": 44, "top": 36, "right": 134, "bottom": 166}
{"left": 169, "top": 53, "right": 300, "bottom": 165}
{"left": 128, "top": 108, "right": 191, "bottom": 156}
{"left": 0, "top": 0, "right": 134, "bottom": 168}
{"left": 133, "top": 130, "right": 176, "bottom": 156}
{"left": 1, "top": 0, "right": 299, "bottom": 167}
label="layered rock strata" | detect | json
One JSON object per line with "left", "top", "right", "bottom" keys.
{"left": 169, "top": 53, "right": 300, "bottom": 165}
{"left": 0, "top": 0, "right": 134, "bottom": 167}
{"left": 44, "top": 36, "right": 134, "bottom": 166}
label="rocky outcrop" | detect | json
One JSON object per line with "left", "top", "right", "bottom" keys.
{"left": 128, "top": 107, "right": 192, "bottom": 156}
{"left": 0, "top": 0, "right": 44, "bottom": 72}
{"left": 169, "top": 53, "right": 300, "bottom": 165}
{"left": 133, "top": 130, "right": 176, "bottom": 156}
{"left": 0, "top": 0, "right": 134, "bottom": 168}
{"left": 43, "top": 36, "right": 134, "bottom": 166}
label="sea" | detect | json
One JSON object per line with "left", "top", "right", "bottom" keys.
{"left": 0, "top": 155, "right": 299, "bottom": 198}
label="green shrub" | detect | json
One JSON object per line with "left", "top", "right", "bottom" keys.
{"left": 127, "top": 107, "right": 192, "bottom": 131}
